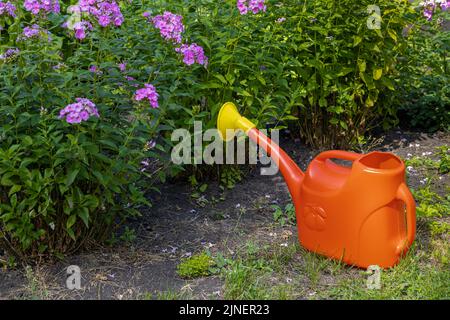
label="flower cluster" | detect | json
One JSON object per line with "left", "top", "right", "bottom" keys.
{"left": 151, "top": 11, "right": 184, "bottom": 43}
{"left": 0, "top": 1, "right": 16, "bottom": 17}
{"left": 0, "top": 48, "right": 19, "bottom": 61}
{"left": 59, "top": 98, "right": 99, "bottom": 124}
{"left": 419, "top": 0, "right": 449, "bottom": 20}
{"left": 118, "top": 62, "right": 126, "bottom": 72}
{"left": 66, "top": 0, "right": 123, "bottom": 40}
{"left": 89, "top": 64, "right": 102, "bottom": 75}
{"left": 73, "top": 20, "right": 93, "bottom": 40}
{"left": 79, "top": 0, "right": 124, "bottom": 27}
{"left": 24, "top": 0, "right": 60, "bottom": 15}
{"left": 18, "top": 24, "right": 50, "bottom": 41}
{"left": 237, "top": 0, "right": 267, "bottom": 15}
{"left": 175, "top": 43, "right": 208, "bottom": 66}
{"left": 134, "top": 84, "right": 159, "bottom": 108}
{"left": 23, "top": 24, "right": 41, "bottom": 38}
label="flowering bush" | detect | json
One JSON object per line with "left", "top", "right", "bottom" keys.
{"left": 0, "top": 1, "right": 174, "bottom": 258}
{"left": 0, "top": 1, "right": 16, "bottom": 17}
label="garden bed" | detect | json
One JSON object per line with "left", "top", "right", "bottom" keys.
{"left": 1, "top": 129, "right": 448, "bottom": 300}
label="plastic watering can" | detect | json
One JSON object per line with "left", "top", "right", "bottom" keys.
{"left": 217, "top": 102, "right": 416, "bottom": 268}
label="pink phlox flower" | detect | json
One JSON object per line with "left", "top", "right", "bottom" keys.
{"left": 175, "top": 43, "right": 208, "bottom": 67}
{"left": 59, "top": 98, "right": 99, "bottom": 124}
{"left": 134, "top": 84, "right": 159, "bottom": 108}
{"left": 152, "top": 11, "right": 184, "bottom": 43}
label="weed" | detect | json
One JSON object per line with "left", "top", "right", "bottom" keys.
{"left": 437, "top": 145, "right": 450, "bottom": 174}
{"left": 405, "top": 156, "right": 439, "bottom": 171}
{"left": 119, "top": 227, "right": 137, "bottom": 244}
{"left": 24, "top": 266, "right": 49, "bottom": 300}
{"left": 220, "top": 166, "right": 243, "bottom": 190}
{"left": 302, "top": 251, "right": 332, "bottom": 287}
{"left": 272, "top": 203, "right": 296, "bottom": 226}
{"left": 412, "top": 183, "right": 449, "bottom": 218}
{"left": 177, "top": 252, "right": 215, "bottom": 279}
{"left": 430, "top": 239, "right": 449, "bottom": 265}
{"left": 429, "top": 221, "right": 450, "bottom": 237}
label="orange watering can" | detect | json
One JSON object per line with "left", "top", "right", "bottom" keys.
{"left": 217, "top": 102, "right": 416, "bottom": 268}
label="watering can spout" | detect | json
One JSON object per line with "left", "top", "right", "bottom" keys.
{"left": 217, "top": 102, "right": 304, "bottom": 206}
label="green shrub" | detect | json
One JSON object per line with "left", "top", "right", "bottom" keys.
{"left": 0, "top": 2, "right": 166, "bottom": 259}
{"left": 394, "top": 6, "right": 450, "bottom": 132}
{"left": 172, "top": 0, "right": 416, "bottom": 148}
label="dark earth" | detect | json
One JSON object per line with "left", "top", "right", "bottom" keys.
{"left": 0, "top": 129, "right": 448, "bottom": 299}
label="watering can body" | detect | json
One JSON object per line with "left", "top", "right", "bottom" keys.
{"left": 297, "top": 150, "right": 416, "bottom": 268}
{"left": 217, "top": 102, "right": 416, "bottom": 268}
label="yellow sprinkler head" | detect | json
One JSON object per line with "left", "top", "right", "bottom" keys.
{"left": 217, "top": 102, "right": 256, "bottom": 141}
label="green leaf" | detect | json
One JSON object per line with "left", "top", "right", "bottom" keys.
{"left": 366, "top": 96, "right": 375, "bottom": 107}
{"left": 387, "top": 29, "right": 398, "bottom": 43}
{"left": 66, "top": 214, "right": 76, "bottom": 229}
{"left": 220, "top": 55, "right": 233, "bottom": 64}
{"left": 358, "top": 60, "right": 366, "bottom": 73}
{"left": 8, "top": 185, "right": 21, "bottom": 197}
{"left": 199, "top": 184, "right": 208, "bottom": 192}
{"left": 337, "top": 68, "right": 354, "bottom": 77}
{"left": 340, "top": 121, "right": 348, "bottom": 130}
{"left": 67, "top": 228, "right": 76, "bottom": 241}
{"left": 1, "top": 173, "right": 14, "bottom": 186}
{"left": 65, "top": 168, "right": 80, "bottom": 187}
{"left": 353, "top": 36, "right": 362, "bottom": 47}
{"left": 373, "top": 68, "right": 383, "bottom": 80}
{"left": 213, "top": 74, "right": 227, "bottom": 84}
{"left": 78, "top": 207, "right": 89, "bottom": 228}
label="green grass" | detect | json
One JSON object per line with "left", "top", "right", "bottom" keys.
{"left": 321, "top": 246, "right": 449, "bottom": 300}
{"left": 220, "top": 242, "right": 302, "bottom": 299}
{"left": 218, "top": 238, "right": 449, "bottom": 300}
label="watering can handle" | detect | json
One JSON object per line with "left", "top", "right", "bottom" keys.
{"left": 315, "top": 150, "right": 361, "bottom": 163}
{"left": 395, "top": 183, "right": 416, "bottom": 255}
